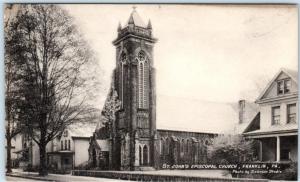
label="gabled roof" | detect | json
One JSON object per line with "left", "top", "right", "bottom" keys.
{"left": 256, "top": 68, "right": 298, "bottom": 101}
{"left": 233, "top": 100, "right": 259, "bottom": 134}
{"left": 243, "top": 112, "right": 260, "bottom": 133}
{"left": 126, "top": 8, "right": 146, "bottom": 28}
{"left": 68, "top": 122, "right": 97, "bottom": 138}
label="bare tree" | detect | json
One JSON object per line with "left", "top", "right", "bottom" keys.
{"left": 5, "top": 45, "right": 23, "bottom": 173}
{"left": 5, "top": 4, "right": 98, "bottom": 176}
{"left": 4, "top": 4, "right": 23, "bottom": 174}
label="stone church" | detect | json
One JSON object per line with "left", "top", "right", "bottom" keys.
{"left": 89, "top": 9, "right": 216, "bottom": 171}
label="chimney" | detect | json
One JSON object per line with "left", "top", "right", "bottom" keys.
{"left": 238, "top": 100, "right": 246, "bottom": 124}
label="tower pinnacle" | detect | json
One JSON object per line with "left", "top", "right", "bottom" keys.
{"left": 147, "top": 20, "right": 152, "bottom": 29}
{"left": 118, "top": 22, "right": 122, "bottom": 31}
{"left": 126, "top": 7, "right": 146, "bottom": 27}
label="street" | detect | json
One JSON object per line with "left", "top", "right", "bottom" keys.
{"left": 6, "top": 174, "right": 133, "bottom": 182}
{"left": 6, "top": 176, "right": 44, "bottom": 181}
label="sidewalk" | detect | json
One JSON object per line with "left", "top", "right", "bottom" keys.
{"left": 6, "top": 169, "right": 131, "bottom": 182}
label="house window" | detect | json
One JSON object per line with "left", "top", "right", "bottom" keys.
{"left": 272, "top": 106, "right": 280, "bottom": 125}
{"left": 64, "top": 140, "right": 67, "bottom": 150}
{"left": 63, "top": 130, "right": 68, "bottom": 137}
{"left": 287, "top": 104, "right": 296, "bottom": 124}
{"left": 277, "top": 79, "right": 291, "bottom": 95}
{"left": 284, "top": 80, "right": 291, "bottom": 93}
{"left": 68, "top": 140, "right": 71, "bottom": 150}
{"left": 61, "top": 141, "right": 63, "bottom": 150}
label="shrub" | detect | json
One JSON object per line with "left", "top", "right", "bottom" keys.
{"left": 207, "top": 134, "right": 255, "bottom": 164}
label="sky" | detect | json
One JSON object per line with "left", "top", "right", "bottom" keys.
{"left": 62, "top": 4, "right": 298, "bottom": 132}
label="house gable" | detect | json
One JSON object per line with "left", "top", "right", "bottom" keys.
{"left": 258, "top": 69, "right": 298, "bottom": 101}
{"left": 59, "top": 129, "right": 72, "bottom": 151}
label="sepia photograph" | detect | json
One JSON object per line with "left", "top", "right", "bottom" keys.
{"left": 4, "top": 4, "right": 298, "bottom": 181}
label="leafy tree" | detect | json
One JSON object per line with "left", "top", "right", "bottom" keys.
{"left": 92, "top": 87, "right": 120, "bottom": 169}
{"left": 94, "top": 86, "right": 121, "bottom": 138}
{"left": 101, "top": 87, "right": 121, "bottom": 129}
{"left": 207, "top": 134, "right": 255, "bottom": 164}
{"left": 5, "top": 4, "right": 98, "bottom": 176}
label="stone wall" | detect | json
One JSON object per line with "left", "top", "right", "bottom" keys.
{"left": 72, "top": 170, "right": 268, "bottom": 182}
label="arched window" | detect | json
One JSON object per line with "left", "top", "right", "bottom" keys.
{"left": 162, "top": 138, "right": 166, "bottom": 155}
{"left": 159, "top": 139, "right": 163, "bottom": 154}
{"left": 139, "top": 145, "right": 142, "bottom": 165}
{"left": 137, "top": 51, "right": 148, "bottom": 109}
{"left": 120, "top": 52, "right": 127, "bottom": 108}
{"left": 165, "top": 138, "right": 170, "bottom": 155}
{"left": 180, "top": 139, "right": 184, "bottom": 153}
{"left": 143, "top": 145, "right": 149, "bottom": 165}
{"left": 193, "top": 145, "right": 198, "bottom": 163}
{"left": 187, "top": 139, "right": 192, "bottom": 155}
{"left": 138, "top": 61, "right": 144, "bottom": 108}
{"left": 185, "top": 139, "right": 189, "bottom": 154}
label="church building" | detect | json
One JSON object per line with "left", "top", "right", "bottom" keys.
{"left": 89, "top": 8, "right": 216, "bottom": 171}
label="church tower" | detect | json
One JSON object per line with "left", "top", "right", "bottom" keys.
{"left": 111, "top": 8, "right": 157, "bottom": 170}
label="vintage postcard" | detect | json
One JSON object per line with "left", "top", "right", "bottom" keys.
{"left": 4, "top": 4, "right": 298, "bottom": 181}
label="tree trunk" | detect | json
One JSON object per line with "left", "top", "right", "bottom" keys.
{"left": 38, "top": 142, "right": 48, "bottom": 176}
{"left": 39, "top": 125, "right": 48, "bottom": 176}
{"left": 6, "top": 137, "right": 12, "bottom": 173}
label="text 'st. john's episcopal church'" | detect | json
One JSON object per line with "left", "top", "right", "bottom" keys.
{"left": 89, "top": 9, "right": 215, "bottom": 171}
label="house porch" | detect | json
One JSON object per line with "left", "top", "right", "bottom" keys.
{"left": 248, "top": 134, "right": 297, "bottom": 162}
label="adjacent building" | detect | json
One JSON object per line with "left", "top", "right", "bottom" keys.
{"left": 11, "top": 122, "right": 96, "bottom": 172}
{"left": 47, "top": 123, "right": 95, "bottom": 172}
{"left": 243, "top": 68, "right": 298, "bottom": 162}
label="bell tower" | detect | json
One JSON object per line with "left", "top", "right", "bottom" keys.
{"left": 112, "top": 8, "right": 157, "bottom": 170}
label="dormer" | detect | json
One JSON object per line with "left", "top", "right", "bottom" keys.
{"left": 256, "top": 68, "right": 298, "bottom": 104}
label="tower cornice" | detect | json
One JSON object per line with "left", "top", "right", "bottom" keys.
{"left": 112, "top": 33, "right": 157, "bottom": 46}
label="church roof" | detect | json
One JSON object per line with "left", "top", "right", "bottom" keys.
{"left": 126, "top": 8, "right": 146, "bottom": 28}
{"left": 157, "top": 95, "right": 239, "bottom": 134}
